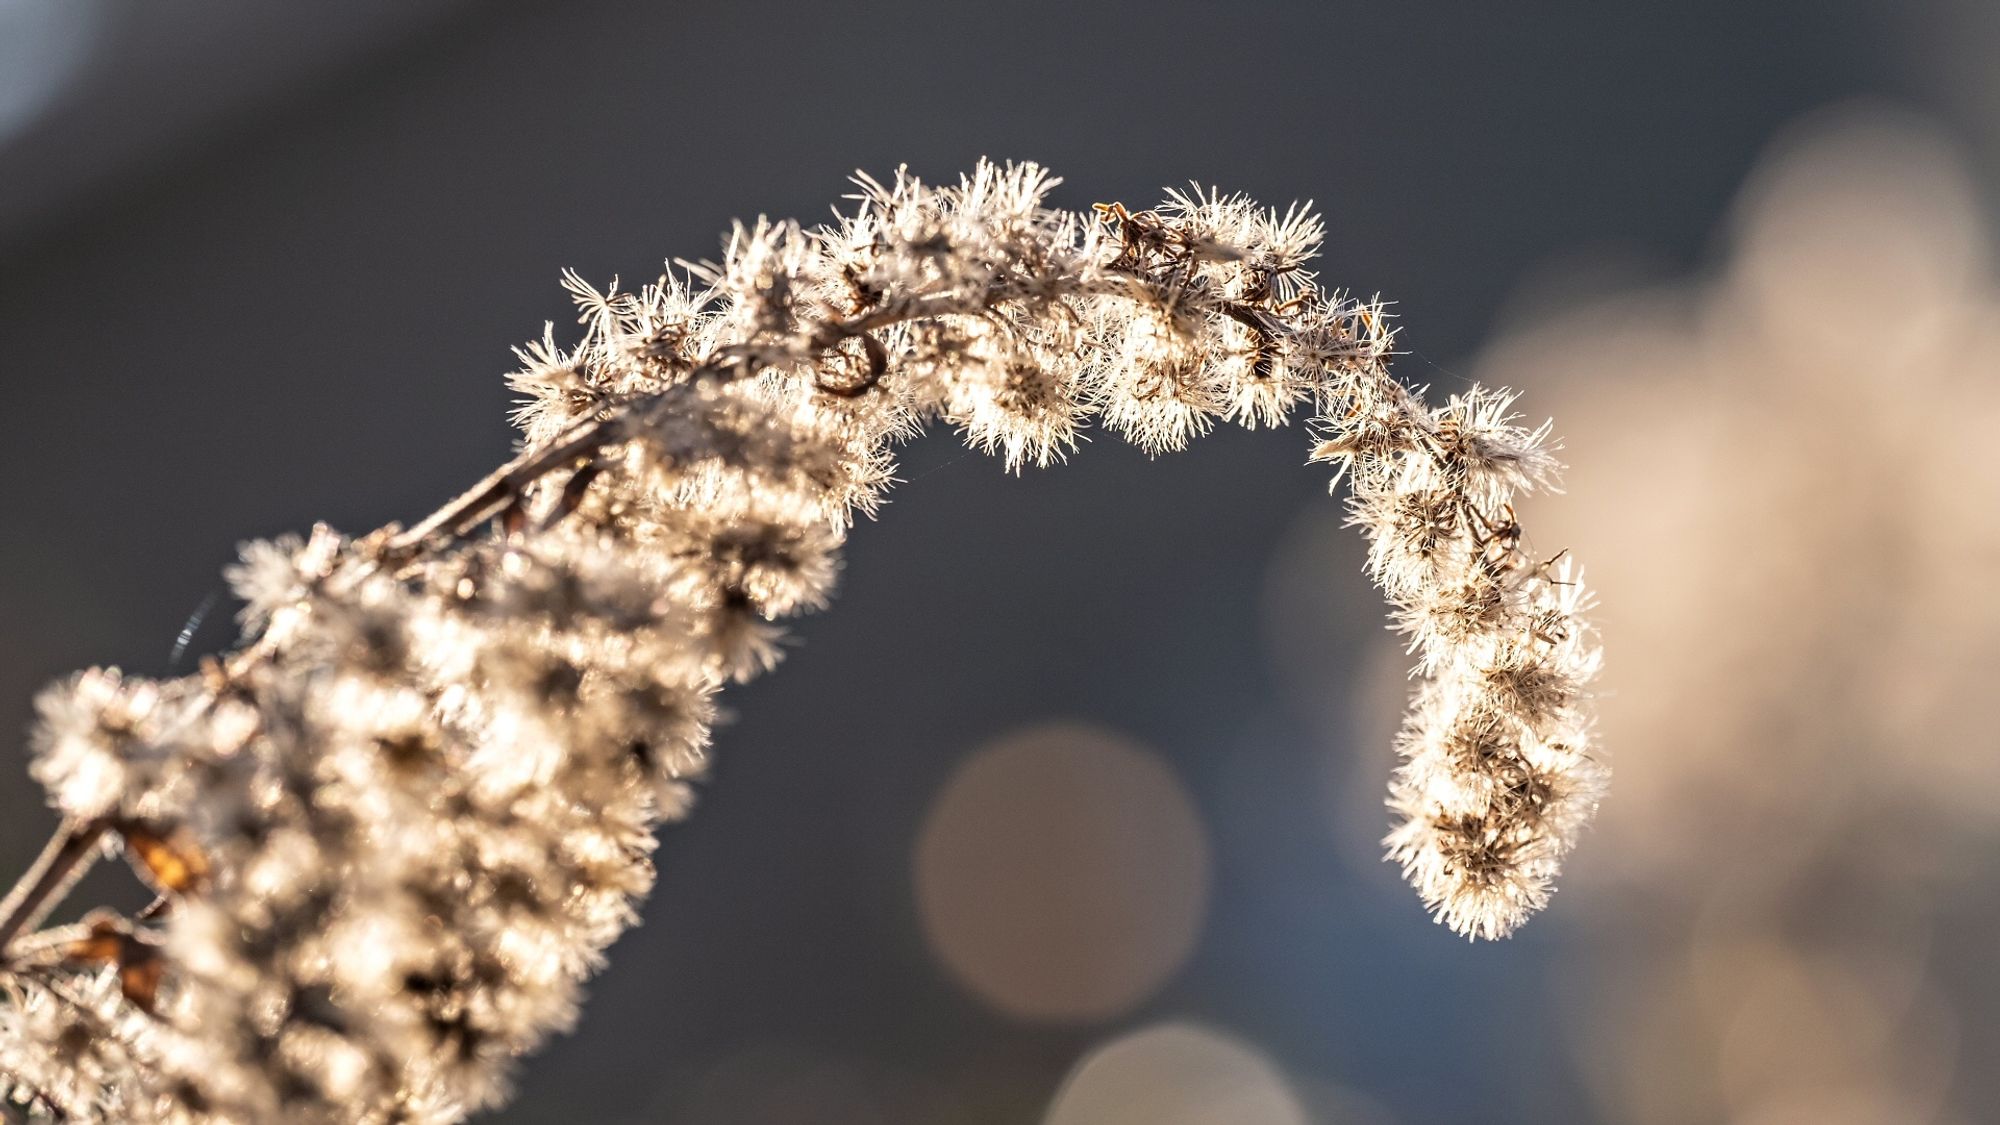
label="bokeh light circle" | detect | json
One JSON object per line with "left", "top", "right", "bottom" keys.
{"left": 1042, "top": 1022, "right": 1308, "bottom": 1125}
{"left": 913, "top": 722, "right": 1211, "bottom": 1023}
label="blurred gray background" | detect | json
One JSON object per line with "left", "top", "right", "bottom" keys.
{"left": 3, "top": 2, "right": 1997, "bottom": 1122}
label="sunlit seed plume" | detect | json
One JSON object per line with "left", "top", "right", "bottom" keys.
{"left": 0, "top": 160, "right": 1599, "bottom": 1121}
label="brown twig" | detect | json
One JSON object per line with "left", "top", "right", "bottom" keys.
{"left": 0, "top": 820, "right": 109, "bottom": 964}
{"left": 391, "top": 286, "right": 1062, "bottom": 558}
{"left": 385, "top": 413, "right": 624, "bottom": 558}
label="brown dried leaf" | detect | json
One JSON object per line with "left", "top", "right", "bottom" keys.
{"left": 118, "top": 822, "right": 210, "bottom": 895}
{"left": 62, "top": 913, "right": 166, "bottom": 1013}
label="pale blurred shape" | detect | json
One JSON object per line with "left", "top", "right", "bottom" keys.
{"left": 1266, "top": 103, "right": 2000, "bottom": 1123}
{"left": 1732, "top": 118, "right": 1983, "bottom": 356}
{"left": 1575, "top": 942, "right": 1960, "bottom": 1125}
{"left": 1461, "top": 103, "right": 2000, "bottom": 1123}
{"left": 913, "top": 722, "right": 1211, "bottom": 1022}
{"left": 1478, "top": 103, "right": 2000, "bottom": 877}
{"left": 0, "top": 0, "right": 104, "bottom": 146}
{"left": 1042, "top": 1022, "right": 1308, "bottom": 1125}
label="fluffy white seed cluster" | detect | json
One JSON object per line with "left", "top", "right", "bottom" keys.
{"left": 2, "top": 160, "right": 1599, "bottom": 1121}
{"left": 1319, "top": 385, "right": 1606, "bottom": 938}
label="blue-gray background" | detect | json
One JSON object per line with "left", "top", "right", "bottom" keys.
{"left": 2, "top": 2, "right": 1995, "bottom": 1121}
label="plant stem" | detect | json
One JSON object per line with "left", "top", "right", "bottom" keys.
{"left": 383, "top": 285, "right": 1053, "bottom": 559}
{"left": 0, "top": 819, "right": 109, "bottom": 963}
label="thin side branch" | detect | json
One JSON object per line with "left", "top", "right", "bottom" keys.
{"left": 385, "top": 414, "right": 624, "bottom": 557}
{"left": 0, "top": 820, "right": 108, "bottom": 963}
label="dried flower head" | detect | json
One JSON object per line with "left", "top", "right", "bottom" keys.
{"left": 0, "top": 161, "right": 1599, "bottom": 1121}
